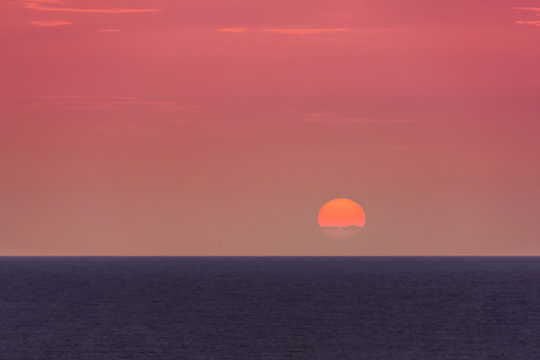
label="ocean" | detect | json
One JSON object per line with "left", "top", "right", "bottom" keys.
{"left": 1, "top": 257, "right": 539, "bottom": 359}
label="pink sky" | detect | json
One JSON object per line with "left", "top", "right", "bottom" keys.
{"left": 1, "top": 0, "right": 540, "bottom": 255}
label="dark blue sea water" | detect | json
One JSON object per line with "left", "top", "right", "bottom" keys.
{"left": 1, "top": 257, "right": 540, "bottom": 359}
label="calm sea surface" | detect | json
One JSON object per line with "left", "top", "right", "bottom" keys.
{"left": 1, "top": 257, "right": 540, "bottom": 359}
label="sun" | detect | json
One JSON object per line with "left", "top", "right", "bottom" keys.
{"left": 318, "top": 198, "right": 366, "bottom": 238}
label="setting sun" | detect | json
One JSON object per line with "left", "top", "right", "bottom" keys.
{"left": 318, "top": 198, "right": 366, "bottom": 237}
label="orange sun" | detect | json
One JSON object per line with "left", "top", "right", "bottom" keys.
{"left": 318, "top": 198, "right": 366, "bottom": 237}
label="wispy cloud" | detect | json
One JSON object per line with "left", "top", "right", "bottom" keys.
{"left": 516, "top": 20, "right": 540, "bottom": 26}
{"left": 21, "top": 1, "right": 160, "bottom": 14}
{"left": 513, "top": 7, "right": 540, "bottom": 14}
{"left": 97, "top": 29, "right": 121, "bottom": 32}
{"left": 29, "top": 20, "right": 72, "bottom": 26}
{"left": 512, "top": 7, "right": 540, "bottom": 27}
{"left": 27, "top": 0, "right": 63, "bottom": 3}
{"left": 261, "top": 28, "right": 348, "bottom": 35}
{"left": 217, "top": 28, "right": 248, "bottom": 33}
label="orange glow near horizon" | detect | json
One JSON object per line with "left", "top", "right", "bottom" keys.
{"left": 318, "top": 198, "right": 366, "bottom": 228}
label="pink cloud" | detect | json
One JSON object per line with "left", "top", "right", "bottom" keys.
{"left": 22, "top": 1, "right": 160, "bottom": 14}
{"left": 515, "top": 20, "right": 540, "bottom": 26}
{"left": 512, "top": 7, "right": 540, "bottom": 14}
{"left": 29, "top": 20, "right": 72, "bottom": 26}
{"left": 26, "top": 0, "right": 63, "bottom": 3}
{"left": 261, "top": 28, "right": 348, "bottom": 35}
{"left": 97, "top": 29, "right": 121, "bottom": 32}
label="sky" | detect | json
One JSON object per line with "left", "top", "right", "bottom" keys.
{"left": 1, "top": 0, "right": 540, "bottom": 255}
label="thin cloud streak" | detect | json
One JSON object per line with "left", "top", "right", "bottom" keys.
{"left": 515, "top": 20, "right": 540, "bottom": 26}
{"left": 261, "top": 28, "right": 348, "bottom": 35}
{"left": 29, "top": 20, "right": 72, "bottom": 26}
{"left": 22, "top": 2, "right": 160, "bottom": 13}
{"left": 97, "top": 29, "right": 121, "bottom": 32}
{"left": 512, "top": 7, "right": 540, "bottom": 13}
{"left": 26, "top": 0, "right": 62, "bottom": 3}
